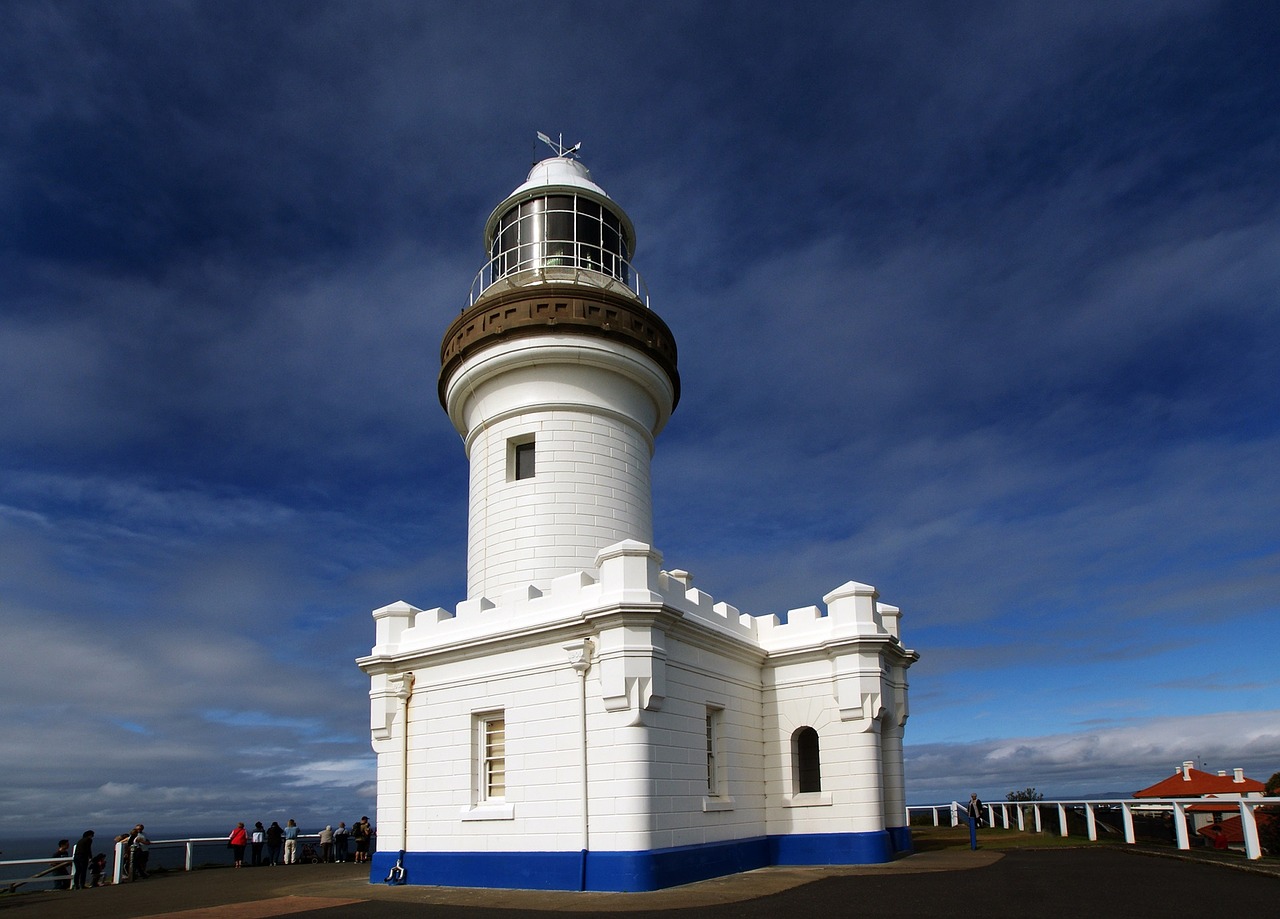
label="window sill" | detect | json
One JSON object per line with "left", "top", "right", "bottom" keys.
{"left": 703, "top": 796, "right": 735, "bottom": 813}
{"left": 783, "top": 792, "right": 832, "bottom": 808}
{"left": 460, "top": 803, "right": 515, "bottom": 821}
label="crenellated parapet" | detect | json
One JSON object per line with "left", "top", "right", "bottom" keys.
{"left": 364, "top": 540, "right": 917, "bottom": 685}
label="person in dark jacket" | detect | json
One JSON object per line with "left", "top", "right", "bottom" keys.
{"left": 266, "top": 821, "right": 284, "bottom": 866}
{"left": 71, "top": 831, "right": 94, "bottom": 890}
{"left": 250, "top": 822, "right": 265, "bottom": 866}
{"left": 966, "top": 793, "right": 984, "bottom": 850}
{"left": 51, "top": 840, "right": 71, "bottom": 890}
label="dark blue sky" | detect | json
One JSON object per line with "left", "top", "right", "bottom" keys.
{"left": 2, "top": 0, "right": 1278, "bottom": 834}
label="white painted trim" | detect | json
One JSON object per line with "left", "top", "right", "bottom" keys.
{"left": 460, "top": 803, "right": 516, "bottom": 822}
{"left": 783, "top": 792, "right": 833, "bottom": 808}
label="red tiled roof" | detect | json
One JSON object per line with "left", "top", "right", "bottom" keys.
{"left": 1196, "top": 812, "right": 1274, "bottom": 844}
{"left": 1188, "top": 796, "right": 1252, "bottom": 813}
{"left": 1133, "top": 767, "right": 1265, "bottom": 798}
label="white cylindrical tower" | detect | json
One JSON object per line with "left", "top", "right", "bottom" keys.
{"left": 440, "top": 150, "right": 679, "bottom": 599}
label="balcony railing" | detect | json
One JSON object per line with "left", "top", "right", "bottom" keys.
{"left": 469, "top": 249, "right": 650, "bottom": 307}
{"left": 907, "top": 795, "right": 1278, "bottom": 860}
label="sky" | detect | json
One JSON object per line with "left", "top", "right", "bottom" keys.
{"left": 2, "top": 0, "right": 1278, "bottom": 839}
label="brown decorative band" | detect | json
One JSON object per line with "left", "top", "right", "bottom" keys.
{"left": 438, "top": 284, "right": 680, "bottom": 409}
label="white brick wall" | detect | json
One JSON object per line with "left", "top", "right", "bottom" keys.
{"left": 442, "top": 335, "right": 674, "bottom": 600}
{"left": 466, "top": 407, "right": 654, "bottom": 597}
{"left": 362, "top": 540, "right": 919, "bottom": 863}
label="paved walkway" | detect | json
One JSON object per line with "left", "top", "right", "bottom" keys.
{"left": 2, "top": 847, "right": 1276, "bottom": 918}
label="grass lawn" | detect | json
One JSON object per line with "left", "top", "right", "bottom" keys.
{"left": 910, "top": 824, "right": 1125, "bottom": 851}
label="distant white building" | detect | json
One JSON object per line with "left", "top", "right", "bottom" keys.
{"left": 357, "top": 144, "right": 920, "bottom": 891}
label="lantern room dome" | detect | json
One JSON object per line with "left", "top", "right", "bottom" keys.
{"left": 510, "top": 156, "right": 607, "bottom": 198}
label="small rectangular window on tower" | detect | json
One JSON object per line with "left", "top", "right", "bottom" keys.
{"left": 511, "top": 437, "right": 536, "bottom": 481}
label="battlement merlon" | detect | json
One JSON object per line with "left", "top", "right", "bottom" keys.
{"left": 360, "top": 540, "right": 918, "bottom": 668}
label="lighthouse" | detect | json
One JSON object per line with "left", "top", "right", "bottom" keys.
{"left": 358, "top": 139, "right": 919, "bottom": 892}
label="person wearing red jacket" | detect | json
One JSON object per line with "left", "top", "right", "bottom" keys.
{"left": 228, "top": 822, "right": 248, "bottom": 867}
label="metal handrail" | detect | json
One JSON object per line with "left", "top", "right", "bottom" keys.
{"left": 1, "top": 856, "right": 72, "bottom": 892}
{"left": 1, "top": 832, "right": 335, "bottom": 893}
{"left": 108, "top": 832, "right": 330, "bottom": 883}
{"left": 469, "top": 250, "right": 650, "bottom": 307}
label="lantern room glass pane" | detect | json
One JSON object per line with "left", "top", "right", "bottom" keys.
{"left": 547, "top": 210, "right": 573, "bottom": 243}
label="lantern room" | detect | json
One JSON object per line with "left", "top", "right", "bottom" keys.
{"left": 475, "top": 155, "right": 638, "bottom": 300}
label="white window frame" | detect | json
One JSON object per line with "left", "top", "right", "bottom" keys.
{"left": 702, "top": 705, "right": 734, "bottom": 811}
{"left": 460, "top": 709, "right": 514, "bottom": 821}
{"left": 479, "top": 712, "right": 506, "bottom": 802}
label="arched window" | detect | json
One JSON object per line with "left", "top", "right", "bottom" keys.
{"left": 792, "top": 726, "right": 822, "bottom": 794}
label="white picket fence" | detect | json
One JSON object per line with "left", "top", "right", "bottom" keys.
{"left": 906, "top": 795, "right": 1278, "bottom": 860}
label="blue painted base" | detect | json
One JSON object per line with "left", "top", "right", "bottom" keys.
{"left": 369, "top": 831, "right": 894, "bottom": 892}
{"left": 770, "top": 830, "right": 892, "bottom": 866}
{"left": 887, "top": 824, "right": 914, "bottom": 854}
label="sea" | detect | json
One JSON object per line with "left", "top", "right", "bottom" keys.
{"left": 0, "top": 830, "right": 245, "bottom": 892}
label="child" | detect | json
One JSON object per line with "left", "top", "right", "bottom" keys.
{"left": 89, "top": 853, "right": 107, "bottom": 887}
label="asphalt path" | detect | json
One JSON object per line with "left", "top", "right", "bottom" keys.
{"left": 1, "top": 847, "right": 1276, "bottom": 918}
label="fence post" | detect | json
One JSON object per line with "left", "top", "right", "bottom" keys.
{"left": 1172, "top": 801, "right": 1190, "bottom": 850}
{"left": 1121, "top": 802, "right": 1135, "bottom": 844}
{"left": 1239, "top": 801, "right": 1262, "bottom": 860}
{"left": 1057, "top": 803, "right": 1068, "bottom": 837}
{"left": 112, "top": 840, "right": 124, "bottom": 885}
{"left": 951, "top": 802, "right": 959, "bottom": 827}
{"left": 1016, "top": 805, "right": 1025, "bottom": 831}
{"left": 185, "top": 842, "right": 195, "bottom": 872}
{"left": 1033, "top": 804, "right": 1042, "bottom": 833}
{"left": 1085, "top": 803, "right": 1097, "bottom": 841}
{"left": 932, "top": 806, "right": 939, "bottom": 826}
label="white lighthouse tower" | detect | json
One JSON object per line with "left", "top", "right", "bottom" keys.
{"left": 359, "top": 139, "right": 919, "bottom": 892}
{"left": 439, "top": 145, "right": 678, "bottom": 599}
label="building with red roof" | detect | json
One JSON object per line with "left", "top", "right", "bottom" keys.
{"left": 1134, "top": 760, "right": 1267, "bottom": 839}
{"left": 1134, "top": 761, "right": 1266, "bottom": 799}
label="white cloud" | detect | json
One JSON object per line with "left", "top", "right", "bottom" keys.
{"left": 907, "top": 710, "right": 1280, "bottom": 802}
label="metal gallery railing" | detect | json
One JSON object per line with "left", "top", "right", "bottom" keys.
{"left": 907, "top": 795, "right": 1278, "bottom": 860}
{"left": 469, "top": 251, "right": 651, "bottom": 307}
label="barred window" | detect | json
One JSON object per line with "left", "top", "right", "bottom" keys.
{"left": 706, "top": 708, "right": 723, "bottom": 796}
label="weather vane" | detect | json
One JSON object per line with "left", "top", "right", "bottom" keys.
{"left": 537, "top": 131, "right": 581, "bottom": 158}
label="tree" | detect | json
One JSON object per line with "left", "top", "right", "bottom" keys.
{"left": 1265, "top": 771, "right": 1280, "bottom": 797}
{"left": 1006, "top": 787, "right": 1045, "bottom": 802}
